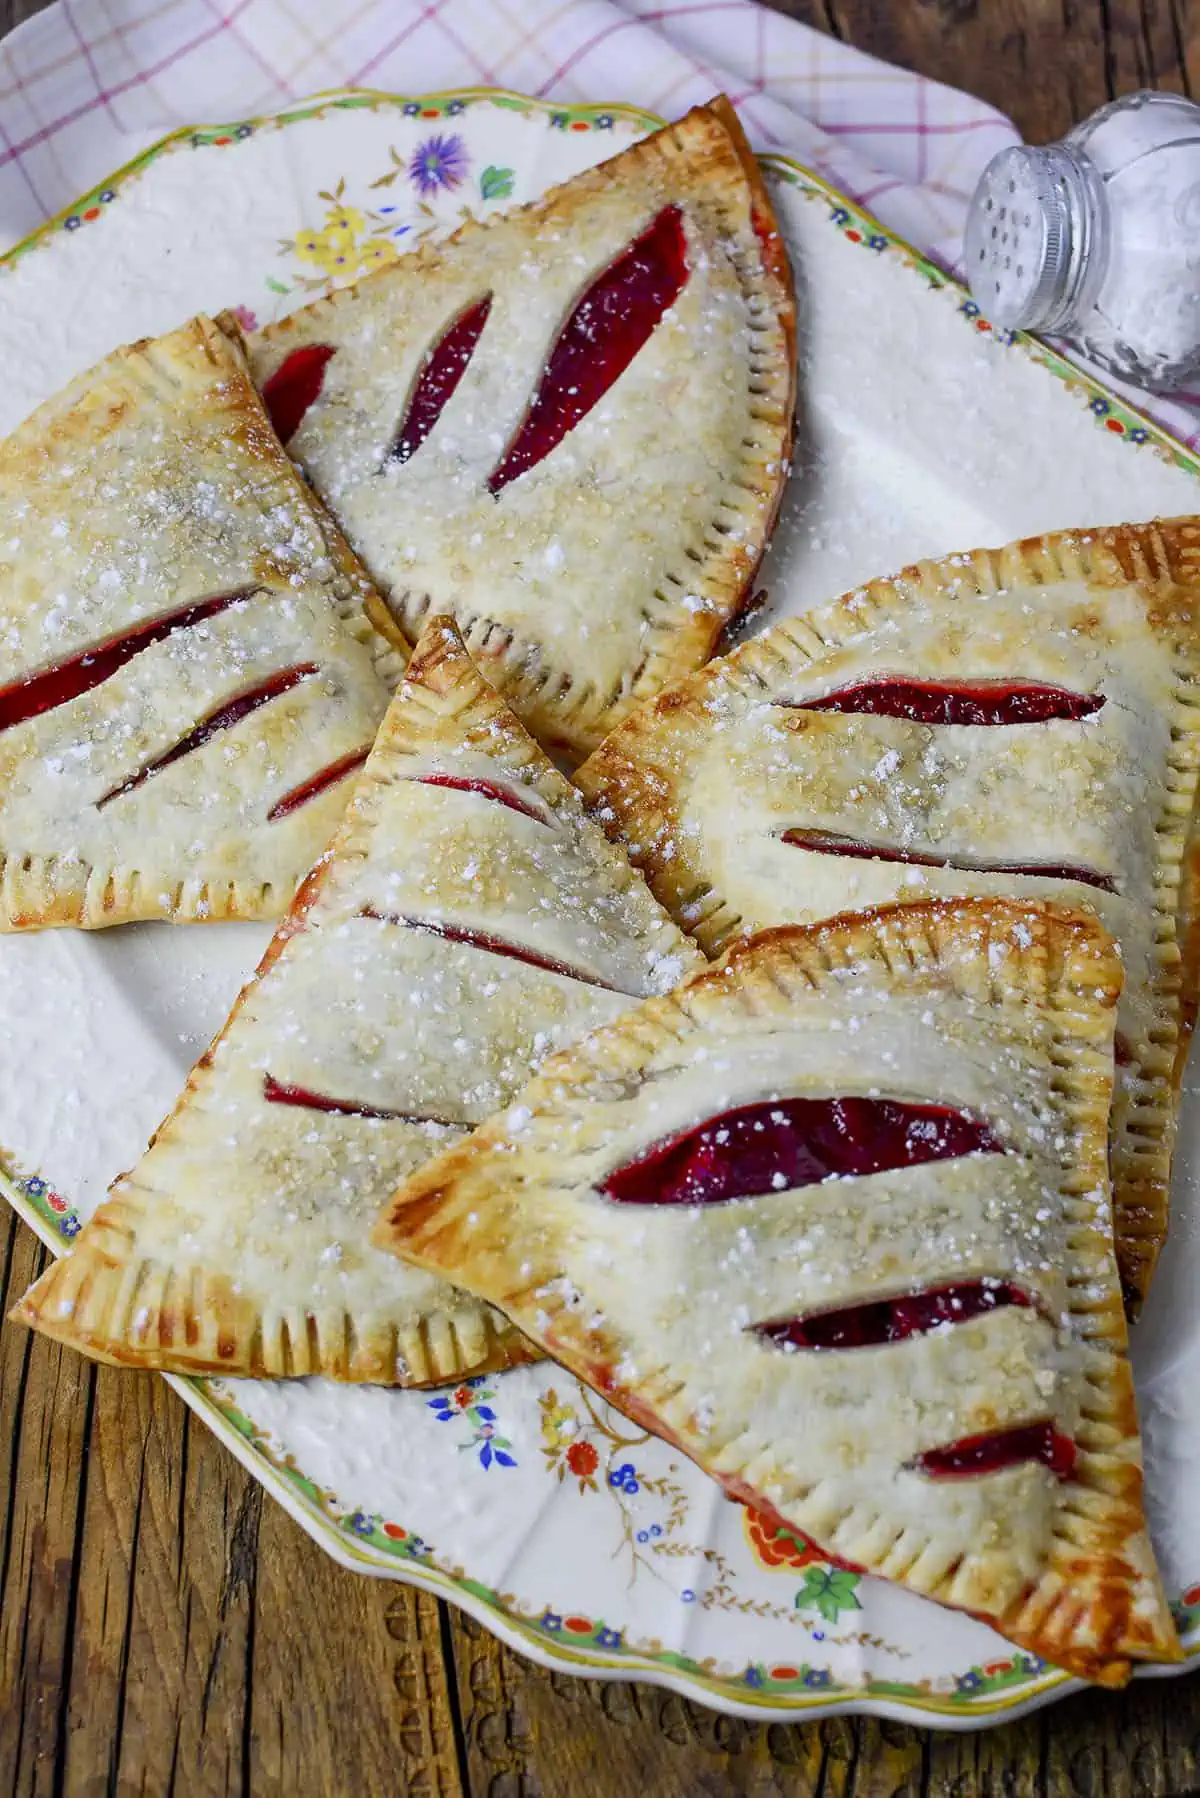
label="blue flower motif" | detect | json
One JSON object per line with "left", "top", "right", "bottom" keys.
{"left": 61, "top": 1216, "right": 81, "bottom": 1238}
{"left": 1130, "top": 427, "right": 1149, "bottom": 444}
{"left": 23, "top": 1176, "right": 46, "bottom": 1197}
{"left": 446, "top": 100, "right": 467, "bottom": 116}
{"left": 681, "top": 1588, "right": 696, "bottom": 1603}
{"left": 406, "top": 1535, "right": 427, "bottom": 1556}
{"left": 595, "top": 113, "right": 615, "bottom": 129}
{"left": 743, "top": 1665, "right": 764, "bottom": 1688}
{"left": 1090, "top": 396, "right": 1110, "bottom": 415}
{"left": 409, "top": 133, "right": 468, "bottom": 197}
{"left": 649, "top": 1524, "right": 662, "bottom": 1538}
{"left": 64, "top": 216, "right": 82, "bottom": 232}
{"left": 550, "top": 112, "right": 570, "bottom": 130}
{"left": 99, "top": 188, "right": 116, "bottom": 203}
{"left": 811, "top": 1629, "right": 825, "bottom": 1641}
{"left": 959, "top": 298, "right": 981, "bottom": 318}
{"left": 541, "top": 1610, "right": 563, "bottom": 1632}
{"left": 867, "top": 233, "right": 888, "bottom": 251}
{"left": 804, "top": 1667, "right": 832, "bottom": 1688}
{"left": 403, "top": 101, "right": 423, "bottom": 117}
{"left": 636, "top": 1529, "right": 649, "bottom": 1543}
{"left": 235, "top": 124, "right": 253, "bottom": 141}
{"left": 596, "top": 1625, "right": 622, "bottom": 1649}
{"left": 830, "top": 205, "right": 851, "bottom": 227}
{"left": 348, "top": 1511, "right": 374, "bottom": 1537}
{"left": 956, "top": 1670, "right": 984, "bottom": 1693}
{"left": 607, "top": 1461, "right": 639, "bottom": 1494}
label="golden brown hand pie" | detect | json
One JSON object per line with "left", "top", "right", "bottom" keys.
{"left": 576, "top": 521, "right": 1200, "bottom": 1310}
{"left": 0, "top": 315, "right": 407, "bottom": 930}
{"left": 376, "top": 899, "right": 1179, "bottom": 1685}
{"left": 247, "top": 97, "right": 796, "bottom": 763}
{"left": 11, "top": 618, "right": 701, "bottom": 1381}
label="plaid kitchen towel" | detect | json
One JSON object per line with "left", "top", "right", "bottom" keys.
{"left": 0, "top": 0, "right": 1196, "bottom": 440}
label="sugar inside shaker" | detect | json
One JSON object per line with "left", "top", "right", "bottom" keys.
{"left": 965, "top": 90, "right": 1200, "bottom": 390}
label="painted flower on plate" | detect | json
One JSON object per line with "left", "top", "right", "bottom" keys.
{"left": 409, "top": 134, "right": 468, "bottom": 197}
{"left": 742, "top": 1505, "right": 827, "bottom": 1572}
{"left": 566, "top": 1440, "right": 599, "bottom": 1480}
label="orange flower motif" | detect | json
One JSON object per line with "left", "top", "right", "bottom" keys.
{"left": 742, "top": 1505, "right": 827, "bottom": 1572}
{"left": 566, "top": 1440, "right": 599, "bottom": 1479}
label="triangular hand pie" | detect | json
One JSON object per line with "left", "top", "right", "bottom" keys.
{"left": 12, "top": 618, "right": 700, "bottom": 1381}
{"left": 376, "top": 899, "right": 1178, "bottom": 1684}
{"left": 246, "top": 97, "right": 796, "bottom": 762}
{"left": 0, "top": 315, "right": 407, "bottom": 930}
{"left": 576, "top": 521, "right": 1200, "bottom": 1310}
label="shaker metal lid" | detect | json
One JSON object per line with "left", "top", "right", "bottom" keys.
{"left": 964, "top": 145, "right": 1075, "bottom": 330}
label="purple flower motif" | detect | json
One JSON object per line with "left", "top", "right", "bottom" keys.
{"left": 409, "top": 133, "right": 468, "bottom": 198}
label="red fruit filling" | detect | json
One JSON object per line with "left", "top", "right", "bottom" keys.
{"left": 261, "top": 345, "right": 336, "bottom": 445}
{"left": 601, "top": 1096, "right": 1003, "bottom": 1207}
{"left": 359, "top": 908, "right": 630, "bottom": 993}
{"left": 913, "top": 1421, "right": 1077, "bottom": 1481}
{"left": 795, "top": 678, "right": 1104, "bottom": 726}
{"left": 389, "top": 296, "right": 492, "bottom": 466}
{"left": 267, "top": 746, "right": 372, "bottom": 822}
{"left": 263, "top": 1074, "right": 456, "bottom": 1127}
{"left": 780, "top": 829, "right": 1116, "bottom": 894}
{"left": 488, "top": 206, "right": 689, "bottom": 494}
{"left": 0, "top": 590, "right": 254, "bottom": 734}
{"left": 97, "top": 664, "right": 317, "bottom": 809}
{"left": 754, "top": 1279, "right": 1032, "bottom": 1352}
{"left": 408, "top": 772, "right": 548, "bottom": 825}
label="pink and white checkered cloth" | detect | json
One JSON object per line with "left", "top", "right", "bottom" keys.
{"left": 1, "top": 0, "right": 1197, "bottom": 443}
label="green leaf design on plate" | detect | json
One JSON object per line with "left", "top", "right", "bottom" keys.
{"left": 795, "top": 1565, "right": 863, "bottom": 1623}
{"left": 480, "top": 165, "right": 515, "bottom": 201}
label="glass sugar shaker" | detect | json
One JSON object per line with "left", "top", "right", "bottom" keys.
{"left": 964, "top": 91, "right": 1200, "bottom": 390}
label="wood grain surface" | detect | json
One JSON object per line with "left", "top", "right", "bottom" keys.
{"left": 3, "top": 1, "right": 1200, "bottom": 1794}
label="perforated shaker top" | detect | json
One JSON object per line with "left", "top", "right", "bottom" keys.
{"left": 965, "top": 146, "right": 1073, "bottom": 330}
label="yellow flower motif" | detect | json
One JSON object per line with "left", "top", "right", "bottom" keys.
{"left": 539, "top": 1388, "right": 581, "bottom": 1455}
{"left": 287, "top": 204, "right": 401, "bottom": 282}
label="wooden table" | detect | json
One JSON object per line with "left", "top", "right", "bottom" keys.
{"left": 3, "top": 2, "right": 1199, "bottom": 1792}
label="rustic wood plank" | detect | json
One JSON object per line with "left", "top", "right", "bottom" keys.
{"left": 0, "top": 1216, "right": 94, "bottom": 1798}
{"left": 247, "top": 1503, "right": 464, "bottom": 1797}
{"left": 777, "top": 0, "right": 1197, "bottom": 143}
{"left": 56, "top": 1370, "right": 257, "bottom": 1798}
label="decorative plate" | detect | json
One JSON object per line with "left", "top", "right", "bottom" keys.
{"left": 1, "top": 87, "right": 1198, "bottom": 1728}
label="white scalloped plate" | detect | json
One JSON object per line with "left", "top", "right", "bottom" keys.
{"left": 2, "top": 87, "right": 1199, "bottom": 1726}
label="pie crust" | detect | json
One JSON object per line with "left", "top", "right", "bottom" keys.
{"left": 576, "top": 520, "right": 1200, "bottom": 1309}
{"left": 247, "top": 97, "right": 796, "bottom": 762}
{"left": 376, "top": 898, "right": 1179, "bottom": 1684}
{"left": 11, "top": 617, "right": 701, "bottom": 1381}
{"left": 0, "top": 315, "right": 407, "bottom": 931}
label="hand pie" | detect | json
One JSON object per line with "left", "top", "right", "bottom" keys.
{"left": 577, "top": 521, "right": 1200, "bottom": 1311}
{"left": 0, "top": 315, "right": 407, "bottom": 931}
{"left": 11, "top": 617, "right": 700, "bottom": 1381}
{"left": 376, "top": 899, "right": 1178, "bottom": 1685}
{"left": 246, "top": 97, "right": 796, "bottom": 763}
